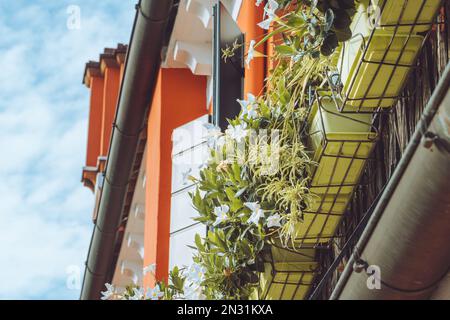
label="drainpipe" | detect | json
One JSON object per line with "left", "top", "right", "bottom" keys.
{"left": 80, "top": 0, "right": 176, "bottom": 300}
{"left": 330, "top": 62, "right": 450, "bottom": 299}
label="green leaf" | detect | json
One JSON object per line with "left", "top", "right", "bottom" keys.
{"left": 230, "top": 198, "right": 243, "bottom": 212}
{"left": 225, "top": 187, "right": 236, "bottom": 202}
{"left": 235, "top": 187, "right": 247, "bottom": 198}
{"left": 231, "top": 163, "right": 241, "bottom": 182}
{"left": 241, "top": 239, "right": 252, "bottom": 258}
{"left": 215, "top": 230, "right": 228, "bottom": 251}
{"left": 172, "top": 265, "right": 179, "bottom": 276}
{"left": 275, "top": 45, "right": 296, "bottom": 56}
{"left": 287, "top": 14, "right": 306, "bottom": 28}
{"left": 195, "top": 233, "right": 205, "bottom": 252}
{"left": 193, "top": 216, "right": 211, "bottom": 223}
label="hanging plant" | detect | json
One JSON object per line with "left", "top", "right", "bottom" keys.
{"left": 182, "top": 1, "right": 346, "bottom": 300}
{"left": 102, "top": 0, "right": 355, "bottom": 300}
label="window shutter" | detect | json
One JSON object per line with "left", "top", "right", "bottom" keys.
{"left": 213, "top": 1, "right": 244, "bottom": 131}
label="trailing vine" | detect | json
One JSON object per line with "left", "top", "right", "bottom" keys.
{"left": 102, "top": 0, "right": 358, "bottom": 300}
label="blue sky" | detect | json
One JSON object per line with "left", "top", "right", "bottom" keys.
{"left": 0, "top": 1, "right": 135, "bottom": 299}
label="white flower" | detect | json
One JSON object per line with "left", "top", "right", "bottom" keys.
{"left": 238, "top": 93, "right": 259, "bottom": 119}
{"left": 213, "top": 205, "right": 229, "bottom": 226}
{"left": 215, "top": 135, "right": 226, "bottom": 148}
{"left": 204, "top": 123, "right": 221, "bottom": 136}
{"left": 255, "top": 0, "right": 264, "bottom": 6}
{"left": 258, "top": 0, "right": 279, "bottom": 30}
{"left": 129, "top": 287, "right": 144, "bottom": 300}
{"left": 187, "top": 263, "right": 207, "bottom": 284}
{"left": 143, "top": 263, "right": 156, "bottom": 276}
{"left": 146, "top": 285, "right": 164, "bottom": 300}
{"left": 101, "top": 283, "right": 115, "bottom": 300}
{"left": 184, "top": 285, "right": 206, "bottom": 300}
{"left": 214, "top": 291, "right": 225, "bottom": 300}
{"left": 244, "top": 202, "right": 265, "bottom": 225}
{"left": 181, "top": 263, "right": 207, "bottom": 300}
{"left": 245, "top": 40, "right": 256, "bottom": 68}
{"left": 225, "top": 123, "right": 248, "bottom": 143}
{"left": 204, "top": 123, "right": 221, "bottom": 141}
{"left": 266, "top": 213, "right": 282, "bottom": 228}
{"left": 204, "top": 123, "right": 224, "bottom": 149}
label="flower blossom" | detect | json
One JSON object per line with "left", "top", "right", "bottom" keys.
{"left": 146, "top": 285, "right": 164, "bottom": 300}
{"left": 182, "top": 263, "right": 207, "bottom": 300}
{"left": 266, "top": 213, "right": 282, "bottom": 228}
{"left": 244, "top": 202, "right": 265, "bottom": 225}
{"left": 225, "top": 123, "right": 248, "bottom": 143}
{"left": 129, "top": 287, "right": 144, "bottom": 300}
{"left": 245, "top": 40, "right": 256, "bottom": 68}
{"left": 101, "top": 283, "right": 115, "bottom": 300}
{"left": 187, "top": 263, "right": 207, "bottom": 284}
{"left": 258, "top": 0, "right": 279, "bottom": 30}
{"left": 238, "top": 93, "right": 259, "bottom": 119}
{"left": 213, "top": 205, "right": 230, "bottom": 226}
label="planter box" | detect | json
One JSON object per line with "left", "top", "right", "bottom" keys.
{"left": 292, "top": 193, "right": 353, "bottom": 244}
{"left": 308, "top": 93, "right": 373, "bottom": 150}
{"left": 337, "top": 0, "right": 437, "bottom": 111}
{"left": 301, "top": 94, "right": 376, "bottom": 244}
{"left": 308, "top": 93, "right": 376, "bottom": 194}
{"left": 252, "top": 243, "right": 317, "bottom": 300}
{"left": 372, "top": 0, "right": 441, "bottom": 33}
{"left": 350, "top": 0, "right": 441, "bottom": 35}
{"left": 310, "top": 134, "right": 376, "bottom": 194}
{"left": 257, "top": 261, "right": 317, "bottom": 300}
{"left": 339, "top": 33, "right": 424, "bottom": 111}
{"left": 262, "top": 241, "right": 317, "bottom": 263}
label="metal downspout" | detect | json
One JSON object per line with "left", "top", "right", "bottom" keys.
{"left": 330, "top": 63, "right": 450, "bottom": 299}
{"left": 80, "top": 0, "right": 175, "bottom": 300}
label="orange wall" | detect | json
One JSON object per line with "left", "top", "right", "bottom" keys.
{"left": 86, "top": 76, "right": 104, "bottom": 167}
{"left": 101, "top": 66, "right": 120, "bottom": 156}
{"left": 142, "top": 2, "right": 268, "bottom": 287}
{"left": 144, "top": 69, "right": 207, "bottom": 286}
{"left": 238, "top": 0, "right": 266, "bottom": 96}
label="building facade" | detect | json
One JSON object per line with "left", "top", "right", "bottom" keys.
{"left": 79, "top": 0, "right": 450, "bottom": 300}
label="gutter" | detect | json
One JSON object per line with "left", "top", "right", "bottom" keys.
{"left": 80, "top": 0, "right": 176, "bottom": 300}
{"left": 330, "top": 62, "right": 450, "bottom": 299}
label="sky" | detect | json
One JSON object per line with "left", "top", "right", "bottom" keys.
{"left": 0, "top": 1, "right": 135, "bottom": 299}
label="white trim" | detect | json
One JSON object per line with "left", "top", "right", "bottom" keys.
{"left": 120, "top": 260, "right": 142, "bottom": 285}
{"left": 126, "top": 232, "right": 145, "bottom": 260}
{"left": 173, "top": 41, "right": 212, "bottom": 76}
{"left": 186, "top": 0, "right": 214, "bottom": 29}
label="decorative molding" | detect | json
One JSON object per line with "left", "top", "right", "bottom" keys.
{"left": 141, "top": 172, "right": 146, "bottom": 188}
{"left": 126, "top": 232, "right": 144, "bottom": 260}
{"left": 120, "top": 260, "right": 142, "bottom": 285}
{"left": 185, "top": 0, "right": 214, "bottom": 30}
{"left": 173, "top": 41, "right": 212, "bottom": 76}
{"left": 133, "top": 203, "right": 145, "bottom": 220}
{"left": 227, "top": 0, "right": 243, "bottom": 21}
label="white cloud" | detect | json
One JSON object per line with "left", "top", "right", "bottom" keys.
{"left": 0, "top": 0, "right": 135, "bottom": 299}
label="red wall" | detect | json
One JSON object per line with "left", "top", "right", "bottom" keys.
{"left": 143, "top": 2, "right": 268, "bottom": 287}
{"left": 238, "top": 0, "right": 266, "bottom": 96}
{"left": 144, "top": 69, "right": 207, "bottom": 286}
